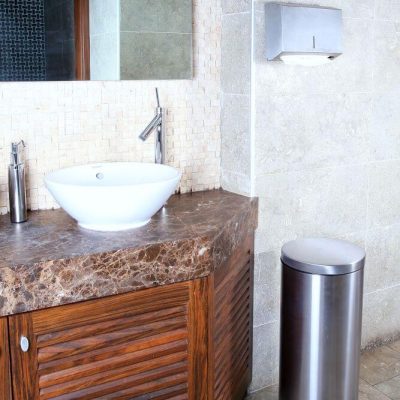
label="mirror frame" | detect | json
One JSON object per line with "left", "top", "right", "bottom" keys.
{"left": 74, "top": 0, "right": 90, "bottom": 80}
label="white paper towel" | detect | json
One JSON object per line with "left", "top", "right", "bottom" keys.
{"left": 280, "top": 54, "right": 332, "bottom": 67}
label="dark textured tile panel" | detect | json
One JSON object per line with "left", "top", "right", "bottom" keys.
{"left": 0, "top": 0, "right": 47, "bottom": 81}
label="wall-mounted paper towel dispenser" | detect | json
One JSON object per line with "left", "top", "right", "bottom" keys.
{"left": 265, "top": 3, "right": 343, "bottom": 66}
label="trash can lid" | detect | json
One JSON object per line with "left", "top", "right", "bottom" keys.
{"left": 281, "top": 238, "right": 366, "bottom": 275}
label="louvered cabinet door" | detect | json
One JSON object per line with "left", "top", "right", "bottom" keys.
{"left": 0, "top": 317, "right": 12, "bottom": 400}
{"left": 210, "top": 233, "right": 254, "bottom": 400}
{"left": 8, "top": 280, "right": 208, "bottom": 400}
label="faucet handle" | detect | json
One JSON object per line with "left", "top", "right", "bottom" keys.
{"left": 155, "top": 88, "right": 160, "bottom": 108}
{"left": 10, "top": 140, "right": 26, "bottom": 165}
{"left": 11, "top": 140, "right": 25, "bottom": 152}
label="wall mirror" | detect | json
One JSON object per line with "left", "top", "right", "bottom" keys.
{"left": 0, "top": 0, "right": 193, "bottom": 81}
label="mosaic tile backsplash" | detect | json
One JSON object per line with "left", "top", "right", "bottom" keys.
{"left": 0, "top": 0, "right": 47, "bottom": 81}
{"left": 0, "top": 0, "right": 221, "bottom": 215}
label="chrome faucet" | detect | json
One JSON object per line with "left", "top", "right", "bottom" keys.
{"left": 139, "top": 88, "right": 165, "bottom": 164}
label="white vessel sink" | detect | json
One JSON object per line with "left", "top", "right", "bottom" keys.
{"left": 45, "top": 162, "right": 181, "bottom": 231}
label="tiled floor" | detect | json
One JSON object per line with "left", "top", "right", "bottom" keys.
{"left": 247, "top": 339, "right": 400, "bottom": 400}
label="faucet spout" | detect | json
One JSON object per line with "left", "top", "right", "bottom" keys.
{"left": 139, "top": 111, "right": 162, "bottom": 142}
{"left": 138, "top": 89, "right": 165, "bottom": 164}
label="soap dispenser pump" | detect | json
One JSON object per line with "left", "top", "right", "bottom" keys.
{"left": 9, "top": 140, "right": 28, "bottom": 223}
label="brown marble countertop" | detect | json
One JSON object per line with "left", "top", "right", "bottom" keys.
{"left": 0, "top": 190, "right": 258, "bottom": 317}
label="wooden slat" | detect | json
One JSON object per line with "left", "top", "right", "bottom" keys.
{"left": 188, "top": 278, "right": 209, "bottom": 399}
{"left": 207, "top": 272, "right": 216, "bottom": 400}
{"left": 45, "top": 369, "right": 188, "bottom": 400}
{"left": 248, "top": 236, "right": 255, "bottom": 385}
{"left": 215, "top": 294, "right": 250, "bottom": 341}
{"left": 40, "top": 353, "right": 188, "bottom": 398}
{"left": 38, "top": 316, "right": 187, "bottom": 363}
{"left": 39, "top": 340, "right": 188, "bottom": 388}
{"left": 33, "top": 282, "right": 190, "bottom": 334}
{"left": 37, "top": 306, "right": 187, "bottom": 348}
{"left": 215, "top": 317, "right": 249, "bottom": 360}
{"left": 101, "top": 383, "right": 188, "bottom": 400}
{"left": 0, "top": 318, "right": 12, "bottom": 400}
{"left": 215, "top": 338, "right": 250, "bottom": 394}
{"left": 215, "top": 277, "right": 250, "bottom": 321}
{"left": 215, "top": 276, "right": 250, "bottom": 317}
{"left": 211, "top": 233, "right": 254, "bottom": 400}
{"left": 214, "top": 235, "right": 252, "bottom": 289}
{"left": 215, "top": 349, "right": 249, "bottom": 400}
{"left": 38, "top": 330, "right": 187, "bottom": 376}
{"left": 215, "top": 327, "right": 250, "bottom": 373}
{"left": 215, "top": 257, "right": 251, "bottom": 298}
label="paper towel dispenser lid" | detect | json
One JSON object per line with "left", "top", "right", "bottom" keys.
{"left": 265, "top": 3, "right": 343, "bottom": 61}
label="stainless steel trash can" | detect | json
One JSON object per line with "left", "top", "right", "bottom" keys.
{"left": 279, "top": 238, "right": 366, "bottom": 400}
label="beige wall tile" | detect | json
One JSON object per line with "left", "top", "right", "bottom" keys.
{"left": 373, "top": 19, "right": 400, "bottom": 93}
{"left": 362, "top": 285, "right": 400, "bottom": 347}
{"left": 254, "top": 92, "right": 371, "bottom": 174}
{"left": 222, "top": 0, "right": 251, "bottom": 14}
{"left": 221, "top": 93, "right": 251, "bottom": 180}
{"left": 254, "top": 251, "right": 281, "bottom": 326}
{"left": 365, "top": 224, "right": 400, "bottom": 293}
{"left": 250, "top": 322, "right": 280, "bottom": 392}
{"left": 220, "top": 169, "right": 251, "bottom": 196}
{"left": 221, "top": 12, "right": 251, "bottom": 95}
{"left": 368, "top": 161, "right": 400, "bottom": 229}
{"left": 255, "top": 166, "right": 368, "bottom": 254}
{"left": 375, "top": 0, "right": 400, "bottom": 21}
{"left": 371, "top": 88, "right": 400, "bottom": 161}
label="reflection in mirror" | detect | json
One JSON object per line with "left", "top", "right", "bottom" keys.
{"left": 0, "top": 0, "right": 193, "bottom": 82}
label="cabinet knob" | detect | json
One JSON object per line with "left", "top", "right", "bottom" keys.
{"left": 20, "top": 336, "right": 29, "bottom": 352}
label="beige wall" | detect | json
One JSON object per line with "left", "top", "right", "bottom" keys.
{"left": 0, "top": 0, "right": 221, "bottom": 214}
{"left": 222, "top": 0, "right": 400, "bottom": 392}
{"left": 220, "top": 0, "right": 252, "bottom": 196}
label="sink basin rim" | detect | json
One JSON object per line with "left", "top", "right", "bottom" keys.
{"left": 44, "top": 162, "right": 181, "bottom": 188}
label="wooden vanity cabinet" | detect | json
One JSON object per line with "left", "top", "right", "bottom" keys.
{"left": 6, "top": 234, "right": 254, "bottom": 400}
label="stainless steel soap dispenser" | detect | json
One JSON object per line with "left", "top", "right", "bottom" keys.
{"left": 8, "top": 140, "right": 28, "bottom": 223}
